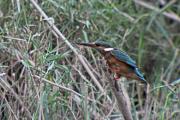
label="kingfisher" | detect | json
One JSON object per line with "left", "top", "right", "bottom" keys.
{"left": 77, "top": 40, "right": 147, "bottom": 84}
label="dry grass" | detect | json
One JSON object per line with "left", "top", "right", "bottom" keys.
{"left": 0, "top": 0, "right": 180, "bottom": 120}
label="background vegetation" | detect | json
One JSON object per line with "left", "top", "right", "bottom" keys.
{"left": 0, "top": 0, "right": 179, "bottom": 119}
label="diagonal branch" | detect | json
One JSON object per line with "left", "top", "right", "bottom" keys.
{"left": 29, "top": 0, "right": 105, "bottom": 95}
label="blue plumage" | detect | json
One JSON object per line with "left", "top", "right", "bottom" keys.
{"left": 134, "top": 68, "right": 146, "bottom": 82}
{"left": 77, "top": 40, "right": 147, "bottom": 83}
{"left": 111, "top": 49, "right": 136, "bottom": 67}
{"left": 111, "top": 49, "right": 146, "bottom": 82}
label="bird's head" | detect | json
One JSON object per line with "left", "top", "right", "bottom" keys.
{"left": 76, "top": 40, "right": 114, "bottom": 53}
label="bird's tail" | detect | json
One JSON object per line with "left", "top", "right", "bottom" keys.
{"left": 135, "top": 68, "right": 147, "bottom": 84}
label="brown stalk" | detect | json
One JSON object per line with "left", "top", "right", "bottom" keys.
{"left": 107, "top": 73, "right": 133, "bottom": 120}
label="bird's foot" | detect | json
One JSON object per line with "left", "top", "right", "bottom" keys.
{"left": 114, "top": 77, "right": 120, "bottom": 80}
{"left": 113, "top": 74, "right": 121, "bottom": 80}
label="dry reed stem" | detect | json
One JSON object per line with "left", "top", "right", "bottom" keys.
{"left": 0, "top": 77, "right": 32, "bottom": 119}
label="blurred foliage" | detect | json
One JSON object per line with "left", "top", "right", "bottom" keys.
{"left": 0, "top": 0, "right": 179, "bottom": 119}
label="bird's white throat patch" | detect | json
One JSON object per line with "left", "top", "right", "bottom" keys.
{"left": 104, "top": 48, "right": 114, "bottom": 51}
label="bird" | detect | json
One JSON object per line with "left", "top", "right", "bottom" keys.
{"left": 76, "top": 40, "right": 147, "bottom": 84}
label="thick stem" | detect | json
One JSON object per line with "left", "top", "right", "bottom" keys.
{"left": 108, "top": 75, "right": 133, "bottom": 120}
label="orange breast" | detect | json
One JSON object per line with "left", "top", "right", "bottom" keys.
{"left": 106, "top": 56, "right": 130, "bottom": 75}
{"left": 105, "top": 56, "right": 140, "bottom": 80}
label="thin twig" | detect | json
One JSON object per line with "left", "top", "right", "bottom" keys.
{"left": 34, "top": 75, "right": 103, "bottom": 119}
{"left": 0, "top": 78, "right": 32, "bottom": 119}
{"left": 4, "top": 98, "right": 19, "bottom": 120}
{"left": 34, "top": 75, "right": 83, "bottom": 97}
{"left": 34, "top": 75, "right": 104, "bottom": 103}
{"left": 134, "top": 0, "right": 180, "bottom": 23}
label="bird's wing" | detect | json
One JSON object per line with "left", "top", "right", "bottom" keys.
{"left": 111, "top": 49, "right": 147, "bottom": 83}
{"left": 134, "top": 68, "right": 146, "bottom": 82}
{"left": 111, "top": 49, "right": 137, "bottom": 68}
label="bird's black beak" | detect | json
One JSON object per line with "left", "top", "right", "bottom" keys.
{"left": 76, "top": 42, "right": 96, "bottom": 48}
